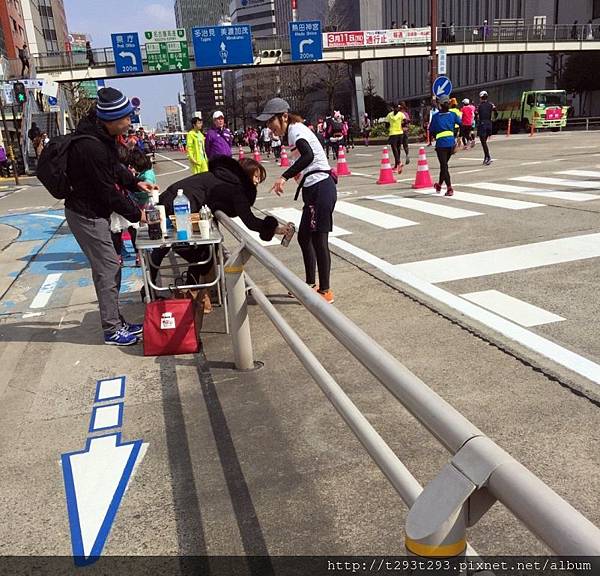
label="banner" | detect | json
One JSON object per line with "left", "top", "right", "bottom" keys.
{"left": 323, "top": 27, "right": 431, "bottom": 49}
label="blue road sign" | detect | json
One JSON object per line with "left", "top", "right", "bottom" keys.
{"left": 192, "top": 25, "right": 253, "bottom": 68}
{"left": 47, "top": 96, "right": 57, "bottom": 106}
{"left": 432, "top": 75, "right": 452, "bottom": 97}
{"left": 289, "top": 20, "right": 322, "bottom": 62}
{"left": 111, "top": 32, "right": 143, "bottom": 75}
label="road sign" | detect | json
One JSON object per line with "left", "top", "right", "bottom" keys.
{"left": 438, "top": 47, "right": 447, "bottom": 75}
{"left": 192, "top": 25, "right": 253, "bottom": 68}
{"left": 432, "top": 75, "right": 452, "bottom": 97}
{"left": 289, "top": 20, "right": 322, "bottom": 62}
{"left": 111, "top": 32, "right": 143, "bottom": 75}
{"left": 47, "top": 96, "right": 57, "bottom": 106}
{"left": 144, "top": 29, "right": 189, "bottom": 72}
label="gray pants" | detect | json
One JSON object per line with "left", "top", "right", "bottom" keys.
{"left": 65, "top": 208, "right": 122, "bottom": 333}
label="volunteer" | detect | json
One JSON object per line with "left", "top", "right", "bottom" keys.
{"left": 258, "top": 97, "right": 337, "bottom": 304}
{"left": 186, "top": 116, "right": 208, "bottom": 174}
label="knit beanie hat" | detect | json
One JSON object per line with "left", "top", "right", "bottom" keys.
{"left": 96, "top": 87, "right": 134, "bottom": 121}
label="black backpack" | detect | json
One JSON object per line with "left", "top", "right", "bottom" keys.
{"left": 37, "top": 134, "right": 99, "bottom": 199}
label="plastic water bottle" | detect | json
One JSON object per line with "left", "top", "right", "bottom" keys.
{"left": 173, "top": 189, "right": 192, "bottom": 240}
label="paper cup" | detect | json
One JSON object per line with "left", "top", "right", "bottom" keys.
{"left": 199, "top": 220, "right": 211, "bottom": 239}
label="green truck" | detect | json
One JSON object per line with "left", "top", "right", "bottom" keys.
{"left": 494, "top": 90, "right": 569, "bottom": 133}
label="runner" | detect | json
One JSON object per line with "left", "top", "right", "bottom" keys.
{"left": 385, "top": 103, "right": 406, "bottom": 171}
{"left": 258, "top": 97, "right": 338, "bottom": 304}
{"left": 460, "top": 98, "right": 476, "bottom": 149}
{"left": 260, "top": 125, "right": 272, "bottom": 158}
{"left": 477, "top": 90, "right": 496, "bottom": 165}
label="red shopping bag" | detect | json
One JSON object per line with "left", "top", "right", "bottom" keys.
{"left": 143, "top": 299, "right": 199, "bottom": 356}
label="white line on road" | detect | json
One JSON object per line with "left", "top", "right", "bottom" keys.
{"left": 329, "top": 237, "right": 600, "bottom": 387}
{"left": 463, "top": 182, "right": 597, "bottom": 202}
{"left": 335, "top": 200, "right": 418, "bottom": 229}
{"left": 513, "top": 176, "right": 600, "bottom": 189}
{"left": 354, "top": 153, "right": 374, "bottom": 157}
{"left": 30, "top": 213, "right": 65, "bottom": 220}
{"left": 269, "top": 207, "right": 351, "bottom": 236}
{"left": 368, "top": 195, "right": 483, "bottom": 219}
{"left": 557, "top": 170, "right": 600, "bottom": 178}
{"left": 394, "top": 233, "right": 600, "bottom": 283}
{"left": 460, "top": 290, "right": 565, "bottom": 327}
{"left": 155, "top": 153, "right": 189, "bottom": 176}
{"left": 350, "top": 172, "right": 376, "bottom": 178}
{"left": 455, "top": 169, "right": 485, "bottom": 174}
{"left": 521, "top": 161, "right": 545, "bottom": 165}
{"left": 413, "top": 188, "right": 543, "bottom": 210}
{"left": 30, "top": 273, "right": 62, "bottom": 309}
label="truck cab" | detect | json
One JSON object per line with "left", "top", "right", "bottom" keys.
{"left": 494, "top": 90, "right": 569, "bottom": 133}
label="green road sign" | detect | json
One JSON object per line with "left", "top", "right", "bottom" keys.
{"left": 144, "top": 29, "right": 189, "bottom": 72}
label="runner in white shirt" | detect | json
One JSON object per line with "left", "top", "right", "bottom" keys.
{"left": 260, "top": 126, "right": 272, "bottom": 158}
{"left": 257, "top": 98, "right": 337, "bottom": 303}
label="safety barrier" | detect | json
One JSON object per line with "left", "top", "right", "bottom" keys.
{"left": 216, "top": 209, "right": 600, "bottom": 558}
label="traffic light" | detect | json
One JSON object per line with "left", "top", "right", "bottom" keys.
{"left": 13, "top": 82, "right": 26, "bottom": 104}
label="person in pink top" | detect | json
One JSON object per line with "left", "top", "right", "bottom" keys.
{"left": 460, "top": 98, "right": 476, "bottom": 149}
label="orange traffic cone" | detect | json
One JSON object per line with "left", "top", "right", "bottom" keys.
{"left": 376, "top": 147, "right": 397, "bottom": 185}
{"left": 279, "top": 146, "right": 290, "bottom": 167}
{"left": 253, "top": 147, "right": 262, "bottom": 163}
{"left": 336, "top": 145, "right": 351, "bottom": 176}
{"left": 238, "top": 146, "right": 245, "bottom": 160}
{"left": 412, "top": 147, "right": 434, "bottom": 189}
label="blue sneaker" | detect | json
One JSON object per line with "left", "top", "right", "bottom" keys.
{"left": 104, "top": 327, "right": 138, "bottom": 346}
{"left": 122, "top": 321, "right": 143, "bottom": 336}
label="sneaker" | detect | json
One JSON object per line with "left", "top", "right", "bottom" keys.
{"left": 445, "top": 187, "right": 454, "bottom": 197}
{"left": 122, "top": 321, "right": 143, "bottom": 336}
{"left": 405, "top": 156, "right": 410, "bottom": 165}
{"left": 434, "top": 183, "right": 442, "bottom": 193}
{"left": 104, "top": 327, "right": 138, "bottom": 346}
{"left": 483, "top": 158, "right": 490, "bottom": 165}
{"left": 317, "top": 289, "right": 335, "bottom": 304}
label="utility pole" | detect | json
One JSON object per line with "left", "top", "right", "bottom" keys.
{"left": 430, "top": 0, "right": 438, "bottom": 98}
{"left": 291, "top": 0, "right": 298, "bottom": 23}
{"left": 0, "top": 92, "right": 20, "bottom": 185}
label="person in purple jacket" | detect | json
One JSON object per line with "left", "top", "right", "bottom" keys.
{"left": 205, "top": 110, "right": 233, "bottom": 159}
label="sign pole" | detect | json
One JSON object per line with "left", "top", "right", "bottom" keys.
{"left": 430, "top": 0, "right": 438, "bottom": 97}
{"left": 292, "top": 0, "right": 298, "bottom": 23}
{"left": 0, "top": 92, "right": 20, "bottom": 185}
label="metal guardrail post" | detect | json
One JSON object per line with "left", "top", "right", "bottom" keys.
{"left": 224, "top": 244, "right": 254, "bottom": 370}
{"left": 586, "top": 118, "right": 589, "bottom": 131}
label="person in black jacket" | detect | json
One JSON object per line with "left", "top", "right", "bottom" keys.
{"left": 152, "top": 156, "right": 291, "bottom": 287}
{"left": 65, "top": 87, "right": 157, "bottom": 346}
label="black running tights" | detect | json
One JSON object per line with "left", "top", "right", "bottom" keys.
{"left": 480, "top": 135, "right": 490, "bottom": 160}
{"left": 297, "top": 227, "right": 331, "bottom": 292}
{"left": 436, "top": 147, "right": 453, "bottom": 187}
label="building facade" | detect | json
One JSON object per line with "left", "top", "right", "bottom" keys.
{"left": 21, "top": 0, "right": 68, "bottom": 55}
{"left": 0, "top": 0, "right": 27, "bottom": 60}
{"left": 165, "top": 104, "right": 184, "bottom": 132}
{"left": 174, "top": 0, "right": 225, "bottom": 127}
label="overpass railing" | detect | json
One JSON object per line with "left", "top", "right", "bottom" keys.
{"left": 216, "top": 210, "right": 600, "bottom": 558}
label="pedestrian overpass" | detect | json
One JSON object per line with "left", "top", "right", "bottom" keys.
{"left": 32, "top": 24, "right": 600, "bottom": 84}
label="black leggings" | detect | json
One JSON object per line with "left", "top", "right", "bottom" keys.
{"left": 298, "top": 228, "right": 331, "bottom": 291}
{"left": 401, "top": 132, "right": 409, "bottom": 156}
{"left": 389, "top": 134, "right": 402, "bottom": 167}
{"left": 436, "top": 147, "right": 453, "bottom": 187}
{"left": 480, "top": 134, "right": 490, "bottom": 160}
{"left": 111, "top": 227, "right": 137, "bottom": 255}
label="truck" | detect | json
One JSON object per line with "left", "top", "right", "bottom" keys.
{"left": 493, "top": 90, "right": 569, "bottom": 133}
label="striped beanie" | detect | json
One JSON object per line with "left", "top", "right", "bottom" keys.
{"left": 96, "top": 87, "right": 134, "bottom": 121}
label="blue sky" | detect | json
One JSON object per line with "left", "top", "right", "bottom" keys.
{"left": 64, "top": 0, "right": 184, "bottom": 129}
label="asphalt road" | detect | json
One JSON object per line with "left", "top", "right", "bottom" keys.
{"left": 0, "top": 131, "right": 599, "bottom": 572}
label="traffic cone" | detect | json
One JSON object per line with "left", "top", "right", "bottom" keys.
{"left": 376, "top": 147, "right": 397, "bottom": 185}
{"left": 238, "top": 146, "right": 245, "bottom": 160}
{"left": 279, "top": 146, "right": 290, "bottom": 167}
{"left": 253, "top": 147, "right": 262, "bottom": 162}
{"left": 412, "top": 147, "right": 434, "bottom": 189}
{"left": 336, "top": 145, "right": 351, "bottom": 176}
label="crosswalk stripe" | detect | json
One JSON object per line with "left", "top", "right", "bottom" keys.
{"left": 557, "top": 170, "right": 600, "bottom": 179}
{"left": 512, "top": 176, "right": 600, "bottom": 189}
{"left": 367, "top": 195, "right": 482, "bottom": 219}
{"left": 269, "top": 207, "right": 351, "bottom": 236}
{"left": 413, "top": 188, "right": 543, "bottom": 210}
{"left": 464, "top": 182, "right": 597, "bottom": 202}
{"left": 335, "top": 200, "right": 418, "bottom": 228}
{"left": 394, "top": 232, "right": 600, "bottom": 283}
{"left": 232, "top": 217, "right": 280, "bottom": 246}
{"left": 30, "top": 273, "right": 62, "bottom": 309}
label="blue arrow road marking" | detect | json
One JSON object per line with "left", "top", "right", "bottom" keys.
{"left": 62, "top": 433, "right": 144, "bottom": 566}
{"left": 94, "top": 376, "right": 126, "bottom": 403}
{"left": 88, "top": 403, "right": 124, "bottom": 433}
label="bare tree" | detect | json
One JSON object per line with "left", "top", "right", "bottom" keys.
{"left": 62, "top": 81, "right": 94, "bottom": 127}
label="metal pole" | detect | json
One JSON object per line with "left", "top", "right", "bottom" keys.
{"left": 0, "top": 92, "right": 20, "bottom": 185}
{"left": 224, "top": 248, "right": 254, "bottom": 370}
{"left": 430, "top": 0, "right": 438, "bottom": 97}
{"left": 291, "top": 0, "right": 297, "bottom": 23}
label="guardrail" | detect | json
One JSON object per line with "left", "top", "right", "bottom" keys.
{"left": 215, "top": 210, "right": 600, "bottom": 558}
{"left": 565, "top": 117, "right": 600, "bottom": 131}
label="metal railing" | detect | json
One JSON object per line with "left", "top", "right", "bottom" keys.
{"left": 216, "top": 210, "right": 600, "bottom": 558}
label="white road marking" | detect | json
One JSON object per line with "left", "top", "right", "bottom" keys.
{"left": 269, "top": 207, "right": 351, "bottom": 236}
{"left": 232, "top": 217, "right": 280, "bottom": 246}
{"left": 521, "top": 161, "right": 545, "bottom": 166}
{"left": 413, "top": 188, "right": 543, "bottom": 210}
{"left": 335, "top": 200, "right": 418, "bottom": 228}
{"left": 329, "top": 237, "right": 600, "bottom": 387}
{"left": 464, "top": 182, "right": 597, "bottom": 202}
{"left": 572, "top": 145, "right": 598, "bottom": 149}
{"left": 155, "top": 153, "right": 189, "bottom": 176}
{"left": 91, "top": 404, "right": 121, "bottom": 431}
{"left": 30, "top": 273, "right": 62, "bottom": 309}
{"left": 512, "top": 176, "right": 600, "bottom": 189}
{"left": 368, "top": 195, "right": 483, "bottom": 219}
{"left": 354, "top": 153, "right": 374, "bottom": 157}
{"left": 455, "top": 169, "right": 485, "bottom": 174}
{"left": 393, "top": 233, "right": 600, "bottom": 283}
{"left": 22, "top": 312, "right": 43, "bottom": 318}
{"left": 97, "top": 378, "right": 124, "bottom": 401}
{"left": 30, "top": 213, "right": 65, "bottom": 220}
{"left": 557, "top": 170, "right": 600, "bottom": 178}
{"left": 460, "top": 290, "right": 565, "bottom": 327}
{"left": 350, "top": 172, "right": 376, "bottom": 178}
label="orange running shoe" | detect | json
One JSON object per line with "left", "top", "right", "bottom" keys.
{"left": 317, "top": 289, "right": 335, "bottom": 304}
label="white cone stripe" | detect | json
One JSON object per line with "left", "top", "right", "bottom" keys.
{"left": 335, "top": 201, "right": 418, "bottom": 228}
{"left": 367, "top": 195, "right": 482, "bottom": 219}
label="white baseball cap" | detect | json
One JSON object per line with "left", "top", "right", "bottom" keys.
{"left": 462, "top": 98, "right": 470, "bottom": 104}
{"left": 213, "top": 110, "right": 224, "bottom": 119}
{"left": 479, "top": 90, "right": 488, "bottom": 98}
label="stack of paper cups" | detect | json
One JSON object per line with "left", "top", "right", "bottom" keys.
{"left": 151, "top": 189, "right": 160, "bottom": 204}
{"left": 157, "top": 205, "right": 167, "bottom": 236}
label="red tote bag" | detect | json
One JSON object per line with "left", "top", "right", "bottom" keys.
{"left": 143, "top": 299, "right": 199, "bottom": 356}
